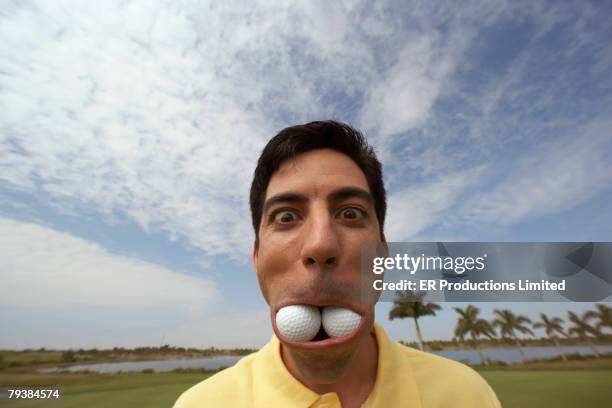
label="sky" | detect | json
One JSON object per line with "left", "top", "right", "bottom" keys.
{"left": 1, "top": 0, "right": 611, "bottom": 349}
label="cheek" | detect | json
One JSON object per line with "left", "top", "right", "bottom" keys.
{"left": 339, "top": 232, "right": 380, "bottom": 305}
{"left": 342, "top": 231, "right": 374, "bottom": 265}
{"left": 256, "top": 237, "right": 301, "bottom": 301}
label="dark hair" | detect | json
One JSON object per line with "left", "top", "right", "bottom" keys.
{"left": 249, "top": 120, "right": 386, "bottom": 240}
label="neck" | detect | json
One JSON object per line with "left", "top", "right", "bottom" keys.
{"left": 283, "top": 331, "right": 379, "bottom": 408}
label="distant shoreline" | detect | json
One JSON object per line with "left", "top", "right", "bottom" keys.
{"left": 400, "top": 336, "right": 612, "bottom": 351}
{"left": 0, "top": 347, "right": 255, "bottom": 371}
{"left": 2, "top": 338, "right": 612, "bottom": 371}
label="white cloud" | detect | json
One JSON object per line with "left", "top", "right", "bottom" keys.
{"left": 356, "top": 1, "right": 512, "bottom": 144}
{"left": 0, "top": 1, "right": 525, "bottom": 261}
{"left": 460, "top": 120, "right": 612, "bottom": 225}
{"left": 1, "top": 0, "right": 608, "bottom": 264}
{"left": 382, "top": 119, "right": 612, "bottom": 241}
{"left": 385, "top": 167, "right": 484, "bottom": 240}
{"left": 0, "top": 218, "right": 219, "bottom": 308}
{"left": 359, "top": 33, "right": 460, "bottom": 140}
{"left": 0, "top": 1, "right": 281, "bottom": 261}
{"left": 0, "top": 0, "right": 408, "bottom": 261}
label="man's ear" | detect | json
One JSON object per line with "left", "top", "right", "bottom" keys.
{"left": 252, "top": 239, "right": 259, "bottom": 271}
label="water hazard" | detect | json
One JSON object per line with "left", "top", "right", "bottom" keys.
{"left": 39, "top": 345, "right": 612, "bottom": 373}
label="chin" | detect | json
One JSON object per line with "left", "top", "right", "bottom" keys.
{"left": 281, "top": 318, "right": 374, "bottom": 384}
{"left": 287, "top": 338, "right": 361, "bottom": 383}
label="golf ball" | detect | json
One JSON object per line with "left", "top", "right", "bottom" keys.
{"left": 275, "top": 305, "right": 321, "bottom": 342}
{"left": 322, "top": 307, "right": 361, "bottom": 338}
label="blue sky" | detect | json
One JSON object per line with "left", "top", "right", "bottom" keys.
{"left": 1, "top": 0, "right": 611, "bottom": 349}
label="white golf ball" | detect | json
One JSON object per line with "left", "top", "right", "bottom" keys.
{"left": 275, "top": 305, "right": 321, "bottom": 342}
{"left": 322, "top": 307, "right": 361, "bottom": 338}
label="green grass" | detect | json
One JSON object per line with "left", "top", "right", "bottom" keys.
{"left": 1, "top": 369, "right": 611, "bottom": 407}
{"left": 0, "top": 351, "right": 63, "bottom": 367}
{"left": 480, "top": 370, "right": 612, "bottom": 408}
{"left": 0, "top": 372, "right": 211, "bottom": 407}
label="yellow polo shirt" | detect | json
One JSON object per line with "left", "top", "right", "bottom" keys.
{"left": 174, "top": 323, "right": 501, "bottom": 407}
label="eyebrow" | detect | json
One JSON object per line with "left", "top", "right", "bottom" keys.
{"left": 262, "top": 186, "right": 374, "bottom": 214}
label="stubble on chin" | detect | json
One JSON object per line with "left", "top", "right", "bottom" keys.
{"left": 284, "top": 342, "right": 360, "bottom": 384}
{"left": 281, "top": 321, "right": 373, "bottom": 385}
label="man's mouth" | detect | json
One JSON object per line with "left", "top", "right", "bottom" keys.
{"left": 311, "top": 324, "right": 330, "bottom": 341}
{"left": 273, "top": 303, "right": 365, "bottom": 349}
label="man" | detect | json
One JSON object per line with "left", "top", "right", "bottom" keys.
{"left": 174, "top": 121, "right": 501, "bottom": 407}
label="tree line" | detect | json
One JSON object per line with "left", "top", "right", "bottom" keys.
{"left": 389, "top": 290, "right": 611, "bottom": 365}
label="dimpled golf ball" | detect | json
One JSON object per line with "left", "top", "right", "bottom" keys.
{"left": 276, "top": 305, "right": 321, "bottom": 342}
{"left": 322, "top": 307, "right": 361, "bottom": 338}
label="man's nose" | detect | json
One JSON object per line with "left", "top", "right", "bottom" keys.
{"left": 301, "top": 209, "right": 340, "bottom": 269}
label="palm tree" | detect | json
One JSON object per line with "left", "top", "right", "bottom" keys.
{"left": 389, "top": 290, "right": 441, "bottom": 351}
{"left": 533, "top": 313, "right": 568, "bottom": 362}
{"left": 453, "top": 305, "right": 495, "bottom": 366}
{"left": 567, "top": 311, "right": 601, "bottom": 357}
{"left": 492, "top": 309, "right": 534, "bottom": 364}
{"left": 584, "top": 304, "right": 612, "bottom": 332}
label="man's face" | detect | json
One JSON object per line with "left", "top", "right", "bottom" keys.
{"left": 253, "top": 148, "right": 383, "bottom": 383}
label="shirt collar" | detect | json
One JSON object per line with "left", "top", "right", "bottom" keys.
{"left": 253, "top": 323, "right": 423, "bottom": 408}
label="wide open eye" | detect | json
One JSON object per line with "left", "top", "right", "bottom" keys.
{"left": 338, "top": 207, "right": 366, "bottom": 221}
{"left": 272, "top": 210, "right": 298, "bottom": 224}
